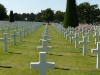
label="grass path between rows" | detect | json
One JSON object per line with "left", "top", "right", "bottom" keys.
{"left": 0, "top": 25, "right": 100, "bottom": 75}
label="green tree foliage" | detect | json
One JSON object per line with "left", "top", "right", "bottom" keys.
{"left": 77, "top": 2, "right": 100, "bottom": 24}
{"left": 54, "top": 10, "right": 64, "bottom": 23}
{"left": 9, "top": 10, "right": 14, "bottom": 22}
{"left": 7, "top": 2, "right": 100, "bottom": 24}
{"left": 41, "top": 8, "right": 54, "bottom": 22}
{"left": 0, "top": 3, "right": 7, "bottom": 20}
{"left": 28, "top": 13, "right": 36, "bottom": 21}
{"left": 64, "top": 0, "right": 78, "bottom": 28}
{"left": 35, "top": 12, "right": 42, "bottom": 22}
{"left": 14, "top": 13, "right": 36, "bottom": 21}
{"left": 14, "top": 13, "right": 23, "bottom": 21}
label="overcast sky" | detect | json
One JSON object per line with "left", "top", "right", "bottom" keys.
{"left": 0, "top": 0, "right": 100, "bottom": 15}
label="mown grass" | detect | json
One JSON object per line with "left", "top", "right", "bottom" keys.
{"left": 0, "top": 25, "right": 100, "bottom": 75}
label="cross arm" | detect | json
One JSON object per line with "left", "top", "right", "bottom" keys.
{"left": 0, "top": 38, "right": 4, "bottom": 41}
{"left": 46, "top": 62, "right": 55, "bottom": 69}
{"left": 91, "top": 49, "right": 98, "bottom": 53}
{"left": 30, "top": 62, "right": 40, "bottom": 69}
{"left": 79, "top": 41, "right": 83, "bottom": 44}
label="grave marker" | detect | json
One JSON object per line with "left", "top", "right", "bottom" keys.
{"left": 81, "top": 29, "right": 85, "bottom": 37}
{"left": 73, "top": 33, "right": 79, "bottom": 48}
{"left": 6, "top": 26, "right": 11, "bottom": 36}
{"left": 17, "top": 30, "right": 22, "bottom": 41}
{"left": 40, "top": 35, "right": 50, "bottom": 43}
{"left": 93, "top": 32, "right": 99, "bottom": 45}
{"left": 0, "top": 33, "right": 11, "bottom": 52}
{"left": 22, "top": 28, "right": 26, "bottom": 38}
{"left": 11, "top": 30, "right": 19, "bottom": 45}
{"left": 91, "top": 42, "right": 100, "bottom": 69}
{"left": 79, "top": 36, "right": 90, "bottom": 55}
{"left": 30, "top": 52, "right": 55, "bottom": 75}
{"left": 37, "top": 40, "right": 52, "bottom": 52}
{"left": 68, "top": 31, "right": 74, "bottom": 43}
{"left": 87, "top": 30, "right": 91, "bottom": 41}
{"left": 1, "top": 27, "right": 5, "bottom": 37}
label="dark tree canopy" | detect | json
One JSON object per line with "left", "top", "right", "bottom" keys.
{"left": 1, "top": 1, "right": 100, "bottom": 24}
{"left": 77, "top": 2, "right": 100, "bottom": 24}
{"left": 41, "top": 8, "right": 54, "bottom": 22}
{"left": 35, "top": 12, "right": 42, "bottom": 22}
{"left": 9, "top": 10, "right": 14, "bottom": 22}
{"left": 0, "top": 3, "right": 7, "bottom": 20}
{"left": 64, "top": 0, "right": 79, "bottom": 28}
{"left": 54, "top": 10, "right": 64, "bottom": 23}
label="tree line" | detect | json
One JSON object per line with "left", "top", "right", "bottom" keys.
{"left": 0, "top": 2, "right": 100, "bottom": 24}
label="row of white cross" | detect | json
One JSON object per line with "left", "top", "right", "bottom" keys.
{"left": 52, "top": 23, "right": 100, "bottom": 69}
{"left": 30, "top": 24, "right": 55, "bottom": 75}
{"left": 0, "top": 22, "right": 42, "bottom": 52}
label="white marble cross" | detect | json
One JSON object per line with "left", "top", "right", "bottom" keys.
{"left": 81, "top": 29, "right": 85, "bottom": 37}
{"left": 93, "top": 32, "right": 99, "bottom": 45}
{"left": 79, "top": 36, "right": 90, "bottom": 55}
{"left": 0, "top": 33, "right": 11, "bottom": 52}
{"left": 1, "top": 27, "right": 5, "bottom": 37}
{"left": 30, "top": 52, "right": 55, "bottom": 75}
{"left": 61, "top": 26, "right": 65, "bottom": 36}
{"left": 6, "top": 26, "right": 11, "bottom": 36}
{"left": 43, "top": 31, "right": 49, "bottom": 36}
{"left": 87, "top": 30, "right": 91, "bottom": 41}
{"left": 73, "top": 33, "right": 79, "bottom": 48}
{"left": 11, "top": 30, "right": 19, "bottom": 45}
{"left": 40, "top": 35, "right": 50, "bottom": 43}
{"left": 37, "top": 40, "right": 52, "bottom": 52}
{"left": 64, "top": 29, "right": 69, "bottom": 38}
{"left": 68, "top": 31, "right": 74, "bottom": 43}
{"left": 22, "top": 28, "right": 26, "bottom": 38}
{"left": 91, "top": 42, "right": 100, "bottom": 69}
{"left": 26, "top": 27, "right": 29, "bottom": 36}
{"left": 76, "top": 29, "right": 81, "bottom": 37}
{"left": 17, "top": 30, "right": 22, "bottom": 41}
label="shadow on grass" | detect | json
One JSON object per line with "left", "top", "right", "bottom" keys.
{"left": 87, "top": 55, "right": 96, "bottom": 57}
{"left": 8, "top": 52, "right": 22, "bottom": 54}
{"left": 0, "top": 66, "right": 12, "bottom": 68}
{"left": 79, "top": 48, "right": 83, "bottom": 49}
{"left": 55, "top": 67, "right": 69, "bottom": 71}
{"left": 47, "top": 53, "right": 63, "bottom": 56}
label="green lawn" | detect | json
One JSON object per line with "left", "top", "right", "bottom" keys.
{"left": 0, "top": 25, "right": 100, "bottom": 75}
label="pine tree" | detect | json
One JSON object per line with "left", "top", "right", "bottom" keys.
{"left": 9, "top": 10, "right": 14, "bottom": 22}
{"left": 64, "top": 0, "right": 79, "bottom": 28}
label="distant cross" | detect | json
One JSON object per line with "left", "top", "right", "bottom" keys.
{"left": 30, "top": 52, "right": 55, "bottom": 75}
{"left": 17, "top": 30, "right": 22, "bottom": 41}
{"left": 11, "top": 30, "right": 19, "bottom": 45}
{"left": 68, "top": 31, "right": 74, "bottom": 43}
{"left": 64, "top": 29, "right": 69, "bottom": 38}
{"left": 93, "top": 32, "right": 99, "bottom": 45}
{"left": 6, "top": 26, "right": 11, "bottom": 36}
{"left": 73, "top": 33, "right": 79, "bottom": 48}
{"left": 40, "top": 35, "right": 50, "bottom": 43}
{"left": 26, "top": 27, "right": 29, "bottom": 36}
{"left": 22, "top": 28, "right": 26, "bottom": 38}
{"left": 81, "top": 29, "right": 85, "bottom": 37}
{"left": 43, "top": 31, "right": 49, "bottom": 36}
{"left": 61, "top": 27, "right": 65, "bottom": 36}
{"left": 91, "top": 42, "right": 100, "bottom": 69}
{"left": 87, "top": 30, "right": 91, "bottom": 41}
{"left": 0, "top": 27, "right": 5, "bottom": 37}
{"left": 79, "top": 36, "right": 90, "bottom": 55}
{"left": 37, "top": 40, "right": 52, "bottom": 52}
{"left": 76, "top": 29, "right": 81, "bottom": 37}
{"left": 0, "top": 33, "right": 11, "bottom": 52}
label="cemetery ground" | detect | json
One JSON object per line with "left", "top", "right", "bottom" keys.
{"left": 0, "top": 25, "right": 100, "bottom": 75}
